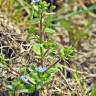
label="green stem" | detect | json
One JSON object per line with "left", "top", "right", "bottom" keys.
{"left": 39, "top": 10, "right": 44, "bottom": 66}
{"left": 40, "top": 11, "right": 43, "bottom": 44}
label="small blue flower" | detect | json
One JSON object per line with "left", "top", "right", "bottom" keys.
{"left": 20, "top": 76, "right": 30, "bottom": 84}
{"left": 35, "top": 66, "right": 47, "bottom": 73}
{"left": 30, "top": 0, "right": 40, "bottom": 4}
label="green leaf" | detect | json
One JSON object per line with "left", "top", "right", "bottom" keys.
{"left": 17, "top": 89, "right": 29, "bottom": 93}
{"left": 12, "top": 80, "right": 24, "bottom": 90}
{"left": 31, "top": 18, "right": 40, "bottom": 24}
{"left": 60, "top": 48, "right": 65, "bottom": 59}
{"left": 6, "top": 85, "right": 13, "bottom": 90}
{"left": 32, "top": 44, "right": 43, "bottom": 55}
{"left": 27, "top": 27, "right": 36, "bottom": 33}
{"left": 44, "top": 28, "right": 55, "bottom": 34}
{"left": 0, "top": 55, "right": 7, "bottom": 64}
{"left": 50, "top": 5, "right": 56, "bottom": 10}
{"left": 36, "top": 84, "right": 42, "bottom": 90}
{"left": 56, "top": 64, "right": 63, "bottom": 70}
{"left": 59, "top": 47, "right": 75, "bottom": 60}
{"left": 74, "top": 70, "right": 83, "bottom": 90}
{"left": 28, "top": 68, "right": 38, "bottom": 80}
{"left": 33, "top": 5, "right": 39, "bottom": 11}
{"left": 44, "top": 17, "right": 52, "bottom": 27}
{"left": 28, "top": 68, "right": 34, "bottom": 73}
{"left": 60, "top": 19, "right": 71, "bottom": 30}
{"left": 39, "top": 1, "right": 48, "bottom": 10}
{"left": 27, "top": 76, "right": 36, "bottom": 84}
{"left": 0, "top": 63, "right": 6, "bottom": 68}
{"left": 90, "top": 85, "right": 96, "bottom": 96}
{"left": 43, "top": 41, "right": 57, "bottom": 49}
{"left": 40, "top": 73, "right": 48, "bottom": 79}
{"left": 47, "top": 67, "right": 59, "bottom": 74}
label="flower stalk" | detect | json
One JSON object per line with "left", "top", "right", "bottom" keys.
{"left": 39, "top": 10, "right": 44, "bottom": 67}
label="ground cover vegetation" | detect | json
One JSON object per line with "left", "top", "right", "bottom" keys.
{"left": 0, "top": 0, "right": 96, "bottom": 96}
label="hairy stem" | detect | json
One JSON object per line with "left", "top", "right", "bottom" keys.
{"left": 45, "top": 58, "right": 60, "bottom": 72}
{"left": 39, "top": 10, "right": 44, "bottom": 66}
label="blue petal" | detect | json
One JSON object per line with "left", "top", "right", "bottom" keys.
{"left": 30, "top": 0, "right": 40, "bottom": 4}
{"left": 20, "top": 76, "right": 30, "bottom": 84}
{"left": 35, "top": 66, "right": 47, "bottom": 72}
